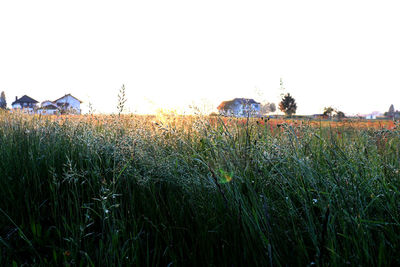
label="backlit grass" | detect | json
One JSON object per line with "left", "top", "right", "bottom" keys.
{"left": 1, "top": 111, "right": 400, "bottom": 266}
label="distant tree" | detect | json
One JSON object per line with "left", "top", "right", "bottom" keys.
{"left": 270, "top": 103, "right": 276, "bottom": 113}
{"left": 260, "top": 102, "right": 276, "bottom": 115}
{"left": 335, "top": 111, "right": 345, "bottom": 120}
{"left": 217, "top": 100, "right": 235, "bottom": 116}
{"left": 387, "top": 104, "right": 395, "bottom": 118}
{"left": 0, "top": 91, "right": 6, "bottom": 109}
{"left": 279, "top": 93, "right": 297, "bottom": 116}
{"left": 323, "top": 106, "right": 335, "bottom": 118}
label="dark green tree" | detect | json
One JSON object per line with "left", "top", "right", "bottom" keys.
{"left": 0, "top": 91, "right": 6, "bottom": 109}
{"left": 279, "top": 93, "right": 297, "bottom": 116}
{"left": 387, "top": 104, "right": 395, "bottom": 118}
{"left": 323, "top": 106, "right": 335, "bottom": 118}
{"left": 335, "top": 111, "right": 345, "bottom": 120}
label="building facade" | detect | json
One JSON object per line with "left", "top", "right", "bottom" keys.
{"left": 217, "top": 98, "right": 260, "bottom": 117}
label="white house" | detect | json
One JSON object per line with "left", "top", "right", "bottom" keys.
{"left": 365, "top": 111, "right": 383, "bottom": 120}
{"left": 41, "top": 100, "right": 54, "bottom": 107}
{"left": 37, "top": 100, "right": 59, "bottom": 115}
{"left": 54, "top": 94, "right": 82, "bottom": 114}
{"left": 11, "top": 95, "right": 39, "bottom": 113}
{"left": 217, "top": 98, "right": 261, "bottom": 117}
{"left": 11, "top": 94, "right": 82, "bottom": 115}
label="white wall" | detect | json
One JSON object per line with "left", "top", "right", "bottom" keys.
{"left": 38, "top": 109, "right": 58, "bottom": 115}
{"left": 237, "top": 103, "right": 260, "bottom": 117}
{"left": 12, "top": 103, "right": 35, "bottom": 113}
{"left": 55, "top": 95, "right": 81, "bottom": 114}
{"left": 12, "top": 103, "right": 21, "bottom": 109}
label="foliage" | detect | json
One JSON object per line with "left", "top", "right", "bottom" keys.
{"left": 388, "top": 104, "right": 395, "bottom": 115}
{"left": 270, "top": 102, "right": 276, "bottom": 112}
{"left": 260, "top": 102, "right": 276, "bottom": 115}
{"left": 0, "top": 91, "right": 6, "bottom": 109}
{"left": 217, "top": 100, "right": 235, "bottom": 112}
{"left": 1, "top": 113, "right": 400, "bottom": 266}
{"left": 335, "top": 110, "right": 345, "bottom": 119}
{"left": 322, "top": 107, "right": 346, "bottom": 120}
{"left": 323, "top": 106, "right": 335, "bottom": 117}
{"left": 279, "top": 93, "right": 297, "bottom": 116}
{"left": 385, "top": 104, "right": 399, "bottom": 119}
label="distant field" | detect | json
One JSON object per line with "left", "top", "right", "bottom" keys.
{"left": 1, "top": 111, "right": 400, "bottom": 266}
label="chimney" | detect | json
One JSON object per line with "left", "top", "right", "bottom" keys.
{"left": 15, "top": 96, "right": 18, "bottom": 101}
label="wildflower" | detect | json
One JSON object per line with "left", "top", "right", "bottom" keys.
{"left": 218, "top": 169, "right": 233, "bottom": 184}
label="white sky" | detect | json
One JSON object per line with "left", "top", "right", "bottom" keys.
{"left": 1, "top": 0, "right": 399, "bottom": 115}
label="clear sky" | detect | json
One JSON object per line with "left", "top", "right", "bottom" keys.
{"left": 1, "top": 0, "right": 399, "bottom": 115}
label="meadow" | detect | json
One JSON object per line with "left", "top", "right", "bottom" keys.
{"left": 1, "top": 110, "right": 400, "bottom": 266}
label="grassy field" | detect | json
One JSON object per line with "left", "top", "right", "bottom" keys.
{"left": 1, "top": 111, "right": 400, "bottom": 266}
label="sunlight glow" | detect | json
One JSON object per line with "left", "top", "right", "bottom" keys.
{"left": 1, "top": 0, "right": 399, "bottom": 115}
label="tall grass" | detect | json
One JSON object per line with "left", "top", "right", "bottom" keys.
{"left": 1, "top": 111, "right": 400, "bottom": 266}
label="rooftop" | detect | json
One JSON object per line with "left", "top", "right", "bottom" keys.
{"left": 12, "top": 95, "right": 39, "bottom": 105}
